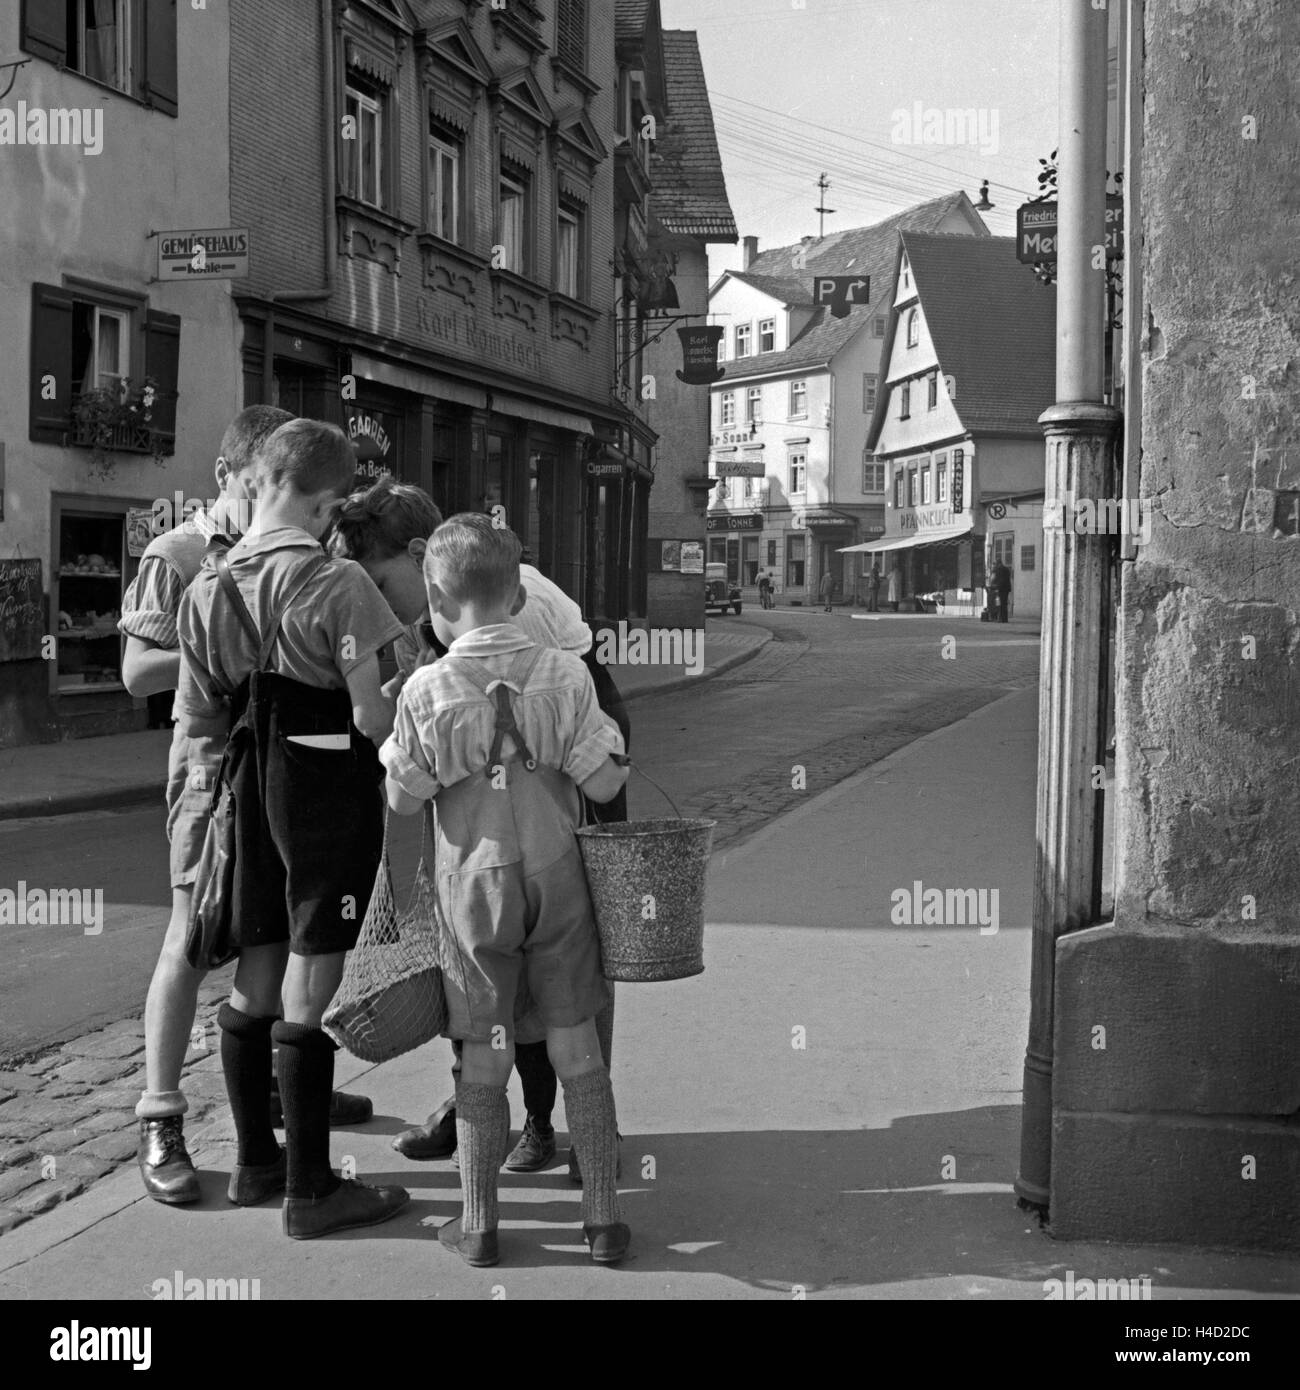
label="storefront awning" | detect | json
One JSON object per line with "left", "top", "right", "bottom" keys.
{"left": 839, "top": 518, "right": 974, "bottom": 553}
{"left": 350, "top": 352, "right": 487, "bottom": 409}
{"left": 488, "top": 392, "right": 595, "bottom": 436}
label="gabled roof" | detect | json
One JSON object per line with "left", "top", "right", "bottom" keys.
{"left": 712, "top": 192, "right": 987, "bottom": 380}
{"left": 871, "top": 233, "right": 1057, "bottom": 443}
{"left": 649, "top": 31, "right": 737, "bottom": 242}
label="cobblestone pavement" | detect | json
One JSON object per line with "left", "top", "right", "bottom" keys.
{"left": 0, "top": 609, "right": 1039, "bottom": 1236}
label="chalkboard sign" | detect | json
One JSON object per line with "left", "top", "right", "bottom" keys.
{"left": 0, "top": 558, "right": 45, "bottom": 663}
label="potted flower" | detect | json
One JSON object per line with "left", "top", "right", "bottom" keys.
{"left": 71, "top": 376, "right": 168, "bottom": 481}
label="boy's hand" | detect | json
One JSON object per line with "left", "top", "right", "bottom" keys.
{"left": 345, "top": 653, "right": 395, "bottom": 745}
{"left": 381, "top": 671, "right": 407, "bottom": 702}
{"left": 579, "top": 754, "right": 630, "bottom": 805}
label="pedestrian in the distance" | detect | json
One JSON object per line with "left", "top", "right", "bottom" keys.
{"left": 886, "top": 565, "right": 900, "bottom": 613}
{"left": 866, "top": 564, "right": 881, "bottom": 613}
{"left": 990, "top": 559, "right": 1011, "bottom": 622}
{"left": 758, "top": 570, "right": 772, "bottom": 610}
{"left": 819, "top": 569, "right": 835, "bottom": 613}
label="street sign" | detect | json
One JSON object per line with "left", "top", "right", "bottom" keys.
{"left": 157, "top": 228, "right": 250, "bottom": 281}
{"left": 1016, "top": 198, "right": 1123, "bottom": 264}
{"left": 811, "top": 275, "right": 870, "bottom": 319}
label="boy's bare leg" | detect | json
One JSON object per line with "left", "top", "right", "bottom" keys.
{"left": 440, "top": 1037, "right": 512, "bottom": 1266}
{"left": 550, "top": 1019, "right": 627, "bottom": 1261}
{"left": 135, "top": 889, "right": 208, "bottom": 1203}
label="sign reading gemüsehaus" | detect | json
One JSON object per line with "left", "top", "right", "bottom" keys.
{"left": 157, "top": 228, "right": 250, "bottom": 281}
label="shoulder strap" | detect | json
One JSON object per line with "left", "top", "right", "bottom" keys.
{"left": 215, "top": 553, "right": 261, "bottom": 647}
{"left": 256, "top": 554, "right": 329, "bottom": 671}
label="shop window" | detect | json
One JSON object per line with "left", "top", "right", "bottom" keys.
{"left": 556, "top": 200, "right": 585, "bottom": 298}
{"left": 343, "top": 75, "right": 388, "bottom": 210}
{"left": 899, "top": 382, "right": 911, "bottom": 420}
{"left": 427, "top": 122, "right": 463, "bottom": 243}
{"left": 735, "top": 324, "right": 752, "bottom": 358}
{"left": 789, "top": 379, "right": 807, "bottom": 418}
{"left": 746, "top": 386, "right": 762, "bottom": 423}
{"left": 788, "top": 452, "right": 806, "bottom": 495}
{"left": 721, "top": 392, "right": 735, "bottom": 426}
{"left": 21, "top": 0, "right": 178, "bottom": 115}
{"left": 496, "top": 165, "right": 531, "bottom": 275}
{"left": 742, "top": 536, "right": 759, "bottom": 585}
{"left": 29, "top": 282, "right": 179, "bottom": 451}
{"left": 708, "top": 537, "right": 727, "bottom": 564}
{"left": 786, "top": 534, "right": 805, "bottom": 587}
{"left": 1021, "top": 545, "right": 1035, "bottom": 571}
{"left": 54, "top": 508, "right": 133, "bottom": 694}
{"left": 759, "top": 318, "right": 775, "bottom": 353}
{"left": 863, "top": 373, "right": 877, "bottom": 412}
{"left": 862, "top": 455, "right": 884, "bottom": 493}
{"left": 906, "top": 308, "right": 919, "bottom": 348}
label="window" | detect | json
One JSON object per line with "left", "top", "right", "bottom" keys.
{"left": 746, "top": 386, "right": 762, "bottom": 423}
{"left": 497, "top": 166, "right": 530, "bottom": 275}
{"left": 906, "top": 308, "right": 919, "bottom": 348}
{"left": 735, "top": 323, "right": 752, "bottom": 358}
{"left": 721, "top": 392, "right": 736, "bottom": 426}
{"left": 742, "top": 476, "right": 754, "bottom": 498}
{"left": 992, "top": 532, "right": 1015, "bottom": 567}
{"left": 863, "top": 373, "right": 877, "bottom": 413}
{"left": 71, "top": 0, "right": 134, "bottom": 92}
{"left": 787, "top": 534, "right": 805, "bottom": 587}
{"left": 921, "top": 467, "right": 932, "bottom": 505}
{"left": 788, "top": 452, "right": 806, "bottom": 494}
{"left": 872, "top": 316, "right": 886, "bottom": 337}
{"left": 862, "top": 456, "right": 885, "bottom": 493}
{"left": 22, "top": 0, "right": 178, "bottom": 114}
{"left": 1021, "top": 545, "right": 1036, "bottom": 571}
{"left": 936, "top": 454, "right": 949, "bottom": 503}
{"left": 344, "top": 77, "right": 385, "bottom": 208}
{"left": 556, "top": 200, "right": 585, "bottom": 298}
{"left": 893, "top": 465, "right": 905, "bottom": 509}
{"left": 789, "top": 379, "right": 807, "bottom": 417}
{"left": 716, "top": 334, "right": 726, "bottom": 363}
{"left": 927, "top": 372, "right": 938, "bottom": 409}
{"left": 908, "top": 467, "right": 918, "bottom": 506}
{"left": 427, "top": 124, "right": 462, "bottom": 243}
{"left": 901, "top": 261, "right": 911, "bottom": 290}
{"left": 759, "top": 318, "right": 775, "bottom": 352}
{"left": 555, "top": 0, "right": 587, "bottom": 71}
{"left": 900, "top": 382, "right": 911, "bottom": 419}
{"left": 767, "top": 539, "right": 777, "bottom": 566}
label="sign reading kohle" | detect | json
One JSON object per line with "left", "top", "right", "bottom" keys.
{"left": 812, "top": 275, "right": 871, "bottom": 319}
{"left": 157, "top": 228, "right": 250, "bottom": 281}
{"left": 1016, "top": 198, "right": 1123, "bottom": 264}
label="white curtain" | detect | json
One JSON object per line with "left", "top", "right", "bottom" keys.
{"left": 85, "top": 0, "right": 120, "bottom": 88}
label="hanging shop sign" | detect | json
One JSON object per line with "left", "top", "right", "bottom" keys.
{"left": 712, "top": 457, "right": 765, "bottom": 478}
{"left": 676, "top": 326, "right": 726, "bottom": 385}
{"left": 1016, "top": 198, "right": 1123, "bottom": 264}
{"left": 952, "top": 458, "right": 964, "bottom": 512}
{"left": 157, "top": 227, "right": 250, "bottom": 281}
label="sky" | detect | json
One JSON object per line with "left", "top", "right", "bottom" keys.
{"left": 658, "top": 0, "right": 1060, "bottom": 277}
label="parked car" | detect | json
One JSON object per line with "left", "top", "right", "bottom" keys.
{"left": 704, "top": 562, "right": 742, "bottom": 615}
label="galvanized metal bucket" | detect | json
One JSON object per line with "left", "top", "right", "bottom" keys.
{"left": 576, "top": 816, "right": 715, "bottom": 981}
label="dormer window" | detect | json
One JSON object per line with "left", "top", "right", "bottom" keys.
{"left": 759, "top": 318, "right": 775, "bottom": 353}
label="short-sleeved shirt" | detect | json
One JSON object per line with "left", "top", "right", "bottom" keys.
{"left": 391, "top": 563, "right": 591, "bottom": 680}
{"left": 118, "top": 511, "right": 228, "bottom": 649}
{"left": 380, "top": 622, "right": 622, "bottom": 801}
{"left": 176, "top": 525, "right": 404, "bottom": 739}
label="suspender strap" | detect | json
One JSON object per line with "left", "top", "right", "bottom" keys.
{"left": 214, "top": 552, "right": 330, "bottom": 673}
{"left": 485, "top": 645, "right": 545, "bottom": 775}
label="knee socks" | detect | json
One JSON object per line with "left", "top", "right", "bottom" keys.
{"left": 271, "top": 1021, "right": 342, "bottom": 1200}
{"left": 562, "top": 1068, "right": 621, "bottom": 1227}
{"left": 513, "top": 1041, "right": 556, "bottom": 1126}
{"left": 455, "top": 1080, "right": 509, "bottom": 1234}
{"left": 217, "top": 1003, "right": 278, "bottom": 1167}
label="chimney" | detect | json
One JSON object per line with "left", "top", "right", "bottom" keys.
{"left": 743, "top": 235, "right": 759, "bottom": 268}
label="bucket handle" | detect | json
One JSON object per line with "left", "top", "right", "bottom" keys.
{"left": 611, "top": 753, "right": 684, "bottom": 820}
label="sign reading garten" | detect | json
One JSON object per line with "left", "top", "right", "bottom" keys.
{"left": 0, "top": 558, "right": 44, "bottom": 663}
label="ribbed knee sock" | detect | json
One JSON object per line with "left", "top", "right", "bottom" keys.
{"left": 271, "top": 1021, "right": 340, "bottom": 1200}
{"left": 217, "top": 1003, "right": 279, "bottom": 1166}
{"left": 454, "top": 1080, "right": 509, "bottom": 1234}
{"left": 594, "top": 992, "right": 615, "bottom": 1072}
{"left": 513, "top": 1041, "right": 556, "bottom": 1126}
{"left": 135, "top": 1089, "right": 188, "bottom": 1120}
{"left": 562, "top": 1068, "right": 621, "bottom": 1227}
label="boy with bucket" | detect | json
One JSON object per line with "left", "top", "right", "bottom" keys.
{"left": 327, "top": 479, "right": 624, "bottom": 1179}
{"left": 380, "top": 513, "right": 630, "bottom": 1266}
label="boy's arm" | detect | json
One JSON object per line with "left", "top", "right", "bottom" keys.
{"left": 344, "top": 653, "right": 395, "bottom": 746}
{"left": 578, "top": 754, "right": 629, "bottom": 805}
{"left": 118, "top": 557, "right": 186, "bottom": 696}
{"left": 379, "top": 672, "right": 442, "bottom": 815}
{"left": 174, "top": 587, "right": 231, "bottom": 740}
{"left": 122, "top": 637, "right": 181, "bottom": 698}
{"left": 559, "top": 655, "right": 628, "bottom": 798}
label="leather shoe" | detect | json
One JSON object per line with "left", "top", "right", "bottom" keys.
{"left": 438, "top": 1215, "right": 499, "bottom": 1267}
{"left": 504, "top": 1116, "right": 556, "bottom": 1172}
{"left": 269, "top": 1088, "right": 373, "bottom": 1129}
{"left": 137, "top": 1117, "right": 200, "bottom": 1205}
{"left": 283, "top": 1177, "right": 409, "bottom": 1240}
{"left": 584, "top": 1221, "right": 631, "bottom": 1264}
{"left": 228, "top": 1147, "right": 286, "bottom": 1206}
{"left": 393, "top": 1101, "right": 457, "bottom": 1160}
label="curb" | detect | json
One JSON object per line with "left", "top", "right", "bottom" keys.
{"left": 0, "top": 631, "right": 775, "bottom": 822}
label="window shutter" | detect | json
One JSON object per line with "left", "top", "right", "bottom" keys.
{"left": 144, "top": 0, "right": 179, "bottom": 117}
{"left": 144, "top": 310, "right": 182, "bottom": 452}
{"left": 21, "top": 0, "right": 67, "bottom": 65}
{"left": 29, "top": 283, "right": 74, "bottom": 444}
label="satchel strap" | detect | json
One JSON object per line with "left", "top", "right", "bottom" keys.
{"left": 215, "top": 551, "right": 330, "bottom": 672}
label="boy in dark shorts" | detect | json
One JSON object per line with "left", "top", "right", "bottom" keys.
{"left": 176, "top": 419, "right": 409, "bottom": 1239}
{"left": 381, "top": 514, "right": 630, "bottom": 1266}
{"left": 121, "top": 406, "right": 371, "bottom": 1207}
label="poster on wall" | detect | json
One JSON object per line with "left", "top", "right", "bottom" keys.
{"left": 126, "top": 510, "right": 154, "bottom": 558}
{"left": 660, "top": 540, "right": 682, "bottom": 571}
{"left": 0, "top": 558, "right": 44, "bottom": 663}
{"left": 679, "top": 542, "right": 704, "bottom": 575}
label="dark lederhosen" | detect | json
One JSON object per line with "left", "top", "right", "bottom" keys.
{"left": 214, "top": 555, "right": 384, "bottom": 957}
